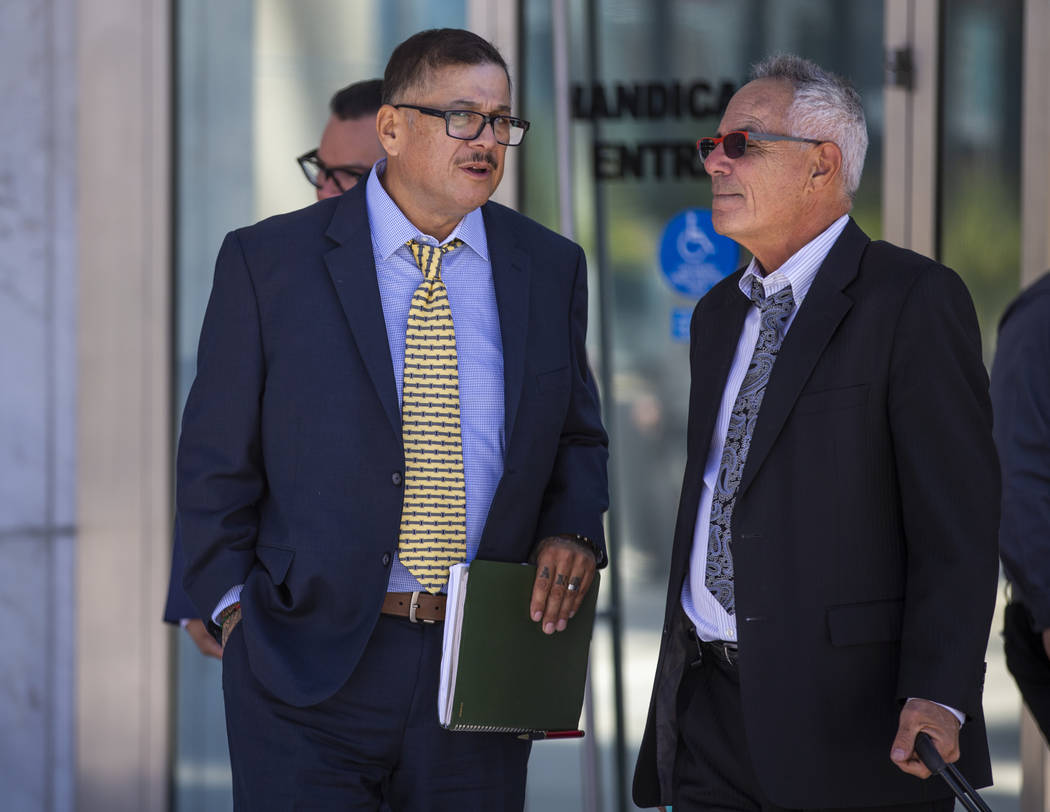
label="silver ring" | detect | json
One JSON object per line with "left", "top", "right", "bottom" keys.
{"left": 566, "top": 582, "right": 578, "bottom": 592}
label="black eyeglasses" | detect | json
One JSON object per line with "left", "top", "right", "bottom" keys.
{"left": 296, "top": 149, "right": 369, "bottom": 192}
{"left": 697, "top": 131, "right": 824, "bottom": 160}
{"left": 393, "top": 104, "right": 530, "bottom": 146}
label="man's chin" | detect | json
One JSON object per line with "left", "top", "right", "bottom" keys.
{"left": 456, "top": 181, "right": 499, "bottom": 210}
{"left": 709, "top": 212, "right": 736, "bottom": 237}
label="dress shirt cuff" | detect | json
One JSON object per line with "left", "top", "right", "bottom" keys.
{"left": 212, "top": 585, "right": 244, "bottom": 625}
{"left": 179, "top": 618, "right": 191, "bottom": 629}
{"left": 908, "top": 697, "right": 965, "bottom": 727}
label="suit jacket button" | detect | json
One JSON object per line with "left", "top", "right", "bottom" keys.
{"left": 381, "top": 553, "right": 392, "bottom": 566}
{"left": 391, "top": 472, "right": 403, "bottom": 486}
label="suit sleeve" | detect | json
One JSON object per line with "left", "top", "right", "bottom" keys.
{"left": 888, "top": 263, "right": 1000, "bottom": 719}
{"left": 532, "top": 244, "right": 610, "bottom": 564}
{"left": 175, "top": 230, "right": 266, "bottom": 620}
{"left": 993, "top": 298, "right": 1050, "bottom": 629}
{"left": 162, "top": 517, "right": 200, "bottom": 623}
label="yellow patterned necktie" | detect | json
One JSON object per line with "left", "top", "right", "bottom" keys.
{"left": 398, "top": 238, "right": 467, "bottom": 593}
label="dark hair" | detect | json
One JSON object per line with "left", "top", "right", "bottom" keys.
{"left": 382, "top": 28, "right": 509, "bottom": 105}
{"left": 329, "top": 79, "right": 384, "bottom": 120}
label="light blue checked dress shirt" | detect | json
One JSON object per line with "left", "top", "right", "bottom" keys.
{"left": 210, "top": 163, "right": 507, "bottom": 620}
{"left": 365, "top": 161, "right": 506, "bottom": 593}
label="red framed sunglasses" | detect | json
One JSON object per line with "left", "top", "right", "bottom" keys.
{"left": 697, "top": 130, "right": 824, "bottom": 160}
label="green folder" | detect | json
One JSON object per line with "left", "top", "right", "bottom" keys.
{"left": 438, "top": 560, "right": 600, "bottom": 733}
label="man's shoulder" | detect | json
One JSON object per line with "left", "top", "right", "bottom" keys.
{"left": 233, "top": 196, "right": 343, "bottom": 245}
{"left": 860, "top": 237, "right": 966, "bottom": 293}
{"left": 1000, "top": 271, "right": 1050, "bottom": 330}
{"left": 481, "top": 200, "right": 582, "bottom": 257}
{"left": 862, "top": 237, "right": 939, "bottom": 274}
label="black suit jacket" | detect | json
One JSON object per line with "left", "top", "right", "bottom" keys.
{"left": 634, "top": 219, "right": 999, "bottom": 808}
{"left": 176, "top": 179, "right": 608, "bottom": 707}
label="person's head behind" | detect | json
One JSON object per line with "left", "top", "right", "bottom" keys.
{"left": 306, "top": 78, "right": 385, "bottom": 200}
{"left": 377, "top": 28, "right": 516, "bottom": 241}
{"left": 702, "top": 54, "right": 867, "bottom": 271}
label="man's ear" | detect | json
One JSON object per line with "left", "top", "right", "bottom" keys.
{"left": 808, "top": 141, "right": 842, "bottom": 192}
{"left": 376, "top": 104, "right": 402, "bottom": 157}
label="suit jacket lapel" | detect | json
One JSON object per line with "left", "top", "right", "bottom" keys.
{"left": 737, "top": 218, "right": 868, "bottom": 498}
{"left": 483, "top": 204, "right": 530, "bottom": 442}
{"left": 323, "top": 185, "right": 403, "bottom": 441}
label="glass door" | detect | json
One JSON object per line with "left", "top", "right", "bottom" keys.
{"left": 521, "top": 2, "right": 885, "bottom": 809}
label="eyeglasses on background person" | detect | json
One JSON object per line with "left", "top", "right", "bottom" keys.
{"left": 296, "top": 149, "right": 369, "bottom": 193}
{"left": 392, "top": 104, "right": 530, "bottom": 146}
{"left": 697, "top": 130, "right": 825, "bottom": 160}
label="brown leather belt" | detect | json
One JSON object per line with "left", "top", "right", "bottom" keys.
{"left": 381, "top": 591, "right": 447, "bottom": 623}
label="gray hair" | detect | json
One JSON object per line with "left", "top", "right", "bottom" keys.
{"left": 750, "top": 54, "right": 868, "bottom": 202}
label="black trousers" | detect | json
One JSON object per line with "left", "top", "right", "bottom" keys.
{"left": 1003, "top": 599, "right": 1050, "bottom": 745}
{"left": 221, "top": 614, "right": 530, "bottom": 811}
{"left": 672, "top": 640, "right": 953, "bottom": 812}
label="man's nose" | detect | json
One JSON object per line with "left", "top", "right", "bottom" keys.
{"left": 469, "top": 120, "right": 499, "bottom": 149}
{"left": 703, "top": 145, "right": 730, "bottom": 175}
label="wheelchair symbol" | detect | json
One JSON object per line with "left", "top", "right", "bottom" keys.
{"left": 659, "top": 208, "right": 737, "bottom": 298}
{"left": 676, "top": 211, "right": 716, "bottom": 262}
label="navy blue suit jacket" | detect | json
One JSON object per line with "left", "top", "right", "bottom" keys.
{"left": 162, "top": 518, "right": 197, "bottom": 623}
{"left": 176, "top": 179, "right": 608, "bottom": 707}
{"left": 992, "top": 272, "right": 1050, "bottom": 627}
{"left": 634, "top": 220, "right": 998, "bottom": 808}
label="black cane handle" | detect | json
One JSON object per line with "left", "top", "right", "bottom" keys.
{"left": 913, "top": 731, "right": 947, "bottom": 772}
{"left": 913, "top": 732, "right": 992, "bottom": 812}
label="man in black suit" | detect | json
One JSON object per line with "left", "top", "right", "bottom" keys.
{"left": 992, "top": 272, "right": 1050, "bottom": 743}
{"left": 633, "top": 54, "right": 999, "bottom": 811}
{"left": 176, "top": 28, "right": 608, "bottom": 810}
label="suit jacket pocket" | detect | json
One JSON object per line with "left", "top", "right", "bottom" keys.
{"left": 536, "top": 365, "right": 569, "bottom": 391}
{"left": 827, "top": 598, "right": 903, "bottom": 646}
{"left": 255, "top": 544, "right": 295, "bottom": 585}
{"left": 795, "top": 383, "right": 868, "bottom": 415}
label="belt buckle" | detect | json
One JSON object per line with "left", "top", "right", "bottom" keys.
{"left": 407, "top": 591, "right": 435, "bottom": 624}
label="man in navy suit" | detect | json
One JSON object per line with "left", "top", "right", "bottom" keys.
{"left": 633, "top": 55, "right": 998, "bottom": 811}
{"left": 163, "top": 78, "right": 387, "bottom": 660}
{"left": 992, "top": 272, "right": 1050, "bottom": 744}
{"left": 176, "top": 28, "right": 608, "bottom": 810}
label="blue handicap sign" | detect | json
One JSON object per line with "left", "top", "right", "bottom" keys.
{"left": 658, "top": 208, "right": 739, "bottom": 299}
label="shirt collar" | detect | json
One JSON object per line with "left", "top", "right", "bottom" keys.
{"left": 738, "top": 213, "right": 850, "bottom": 307}
{"left": 365, "top": 159, "right": 489, "bottom": 262}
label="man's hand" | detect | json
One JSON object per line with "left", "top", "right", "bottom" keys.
{"left": 185, "top": 618, "right": 223, "bottom": 659}
{"left": 529, "top": 535, "right": 597, "bottom": 635}
{"left": 1042, "top": 628, "right": 1050, "bottom": 661}
{"left": 890, "top": 697, "right": 962, "bottom": 778}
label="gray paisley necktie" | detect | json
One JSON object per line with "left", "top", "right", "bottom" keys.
{"left": 705, "top": 276, "right": 795, "bottom": 614}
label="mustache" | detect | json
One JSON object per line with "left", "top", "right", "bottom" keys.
{"left": 456, "top": 151, "right": 499, "bottom": 170}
